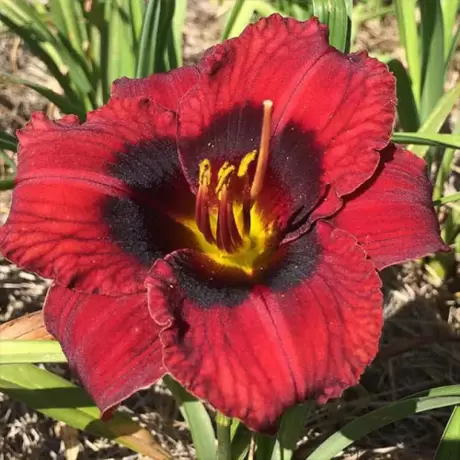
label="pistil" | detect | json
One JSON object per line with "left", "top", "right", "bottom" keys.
{"left": 250, "top": 99, "right": 273, "bottom": 201}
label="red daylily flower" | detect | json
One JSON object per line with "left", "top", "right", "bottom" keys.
{"left": 0, "top": 15, "right": 447, "bottom": 432}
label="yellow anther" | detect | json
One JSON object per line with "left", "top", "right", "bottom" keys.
{"left": 215, "top": 163, "right": 236, "bottom": 198}
{"left": 237, "top": 150, "right": 257, "bottom": 177}
{"left": 199, "top": 159, "right": 211, "bottom": 186}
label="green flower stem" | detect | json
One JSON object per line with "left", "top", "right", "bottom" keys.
{"left": 216, "top": 412, "right": 232, "bottom": 460}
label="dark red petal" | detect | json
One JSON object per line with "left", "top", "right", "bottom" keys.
{"left": 146, "top": 221, "right": 383, "bottom": 432}
{"left": 178, "top": 14, "right": 395, "bottom": 213}
{"left": 44, "top": 284, "right": 164, "bottom": 415}
{"left": 330, "top": 144, "right": 448, "bottom": 269}
{"left": 112, "top": 66, "right": 200, "bottom": 110}
{"left": 0, "top": 98, "right": 187, "bottom": 295}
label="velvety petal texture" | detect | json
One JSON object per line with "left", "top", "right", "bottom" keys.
{"left": 112, "top": 66, "right": 200, "bottom": 110}
{"left": 0, "top": 98, "right": 188, "bottom": 295}
{"left": 146, "top": 222, "right": 383, "bottom": 431}
{"left": 45, "top": 285, "right": 164, "bottom": 415}
{"left": 331, "top": 144, "right": 448, "bottom": 269}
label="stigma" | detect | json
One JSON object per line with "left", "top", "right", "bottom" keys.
{"left": 194, "top": 100, "right": 273, "bottom": 254}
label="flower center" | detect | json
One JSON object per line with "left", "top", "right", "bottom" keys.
{"left": 185, "top": 100, "right": 278, "bottom": 276}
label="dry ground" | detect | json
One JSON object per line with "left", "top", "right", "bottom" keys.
{"left": 1, "top": 1, "right": 460, "bottom": 459}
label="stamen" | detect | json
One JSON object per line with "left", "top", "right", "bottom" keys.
{"left": 242, "top": 194, "right": 251, "bottom": 236}
{"left": 227, "top": 195, "right": 243, "bottom": 248}
{"left": 217, "top": 185, "right": 236, "bottom": 253}
{"left": 196, "top": 182, "right": 214, "bottom": 244}
{"left": 196, "top": 159, "right": 214, "bottom": 244}
{"left": 216, "top": 163, "right": 236, "bottom": 199}
{"left": 250, "top": 99, "right": 273, "bottom": 201}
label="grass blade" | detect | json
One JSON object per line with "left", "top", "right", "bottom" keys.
{"left": 164, "top": 375, "right": 217, "bottom": 460}
{"left": 56, "top": 0, "right": 87, "bottom": 56}
{"left": 433, "top": 116, "right": 460, "bottom": 201}
{"left": 0, "top": 177, "right": 15, "bottom": 190}
{"left": 312, "top": 0, "right": 352, "bottom": 53}
{"left": 0, "top": 363, "right": 171, "bottom": 459}
{"left": 435, "top": 192, "right": 460, "bottom": 206}
{"left": 230, "top": 423, "right": 252, "bottom": 460}
{"left": 409, "top": 83, "right": 460, "bottom": 157}
{"left": 0, "top": 12, "right": 77, "bottom": 102}
{"left": 0, "top": 149, "right": 16, "bottom": 172}
{"left": 169, "top": 0, "right": 187, "bottom": 68}
{"left": 441, "top": 0, "right": 460, "bottom": 61}
{"left": 270, "top": 402, "right": 314, "bottom": 460}
{"left": 392, "top": 132, "right": 460, "bottom": 149}
{"left": 0, "top": 73, "right": 86, "bottom": 118}
{"left": 221, "top": 0, "right": 252, "bottom": 40}
{"left": 435, "top": 406, "right": 460, "bottom": 459}
{"left": 394, "top": 0, "right": 421, "bottom": 107}
{"left": 419, "top": 0, "right": 445, "bottom": 122}
{"left": 0, "top": 340, "right": 67, "bottom": 364}
{"left": 308, "top": 386, "right": 460, "bottom": 460}
{"left": 136, "top": 0, "right": 163, "bottom": 76}
{"left": 106, "top": 0, "right": 136, "bottom": 83}
{"left": 445, "top": 19, "right": 460, "bottom": 72}
{"left": 130, "top": 0, "right": 145, "bottom": 49}
{"left": 0, "top": 0, "right": 93, "bottom": 100}
{"left": 0, "top": 132, "right": 18, "bottom": 152}
{"left": 387, "top": 59, "right": 420, "bottom": 132}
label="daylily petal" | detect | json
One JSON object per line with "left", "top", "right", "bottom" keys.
{"left": 45, "top": 284, "right": 164, "bottom": 415}
{"left": 0, "top": 98, "right": 193, "bottom": 295}
{"left": 178, "top": 14, "right": 395, "bottom": 221}
{"left": 330, "top": 144, "right": 449, "bottom": 269}
{"left": 112, "top": 66, "right": 200, "bottom": 110}
{"left": 146, "top": 221, "right": 382, "bottom": 432}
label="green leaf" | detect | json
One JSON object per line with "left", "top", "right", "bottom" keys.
{"left": 0, "top": 11, "right": 77, "bottom": 102}
{"left": 130, "top": 0, "right": 145, "bottom": 48}
{"left": 163, "top": 375, "right": 217, "bottom": 460}
{"left": 433, "top": 115, "right": 460, "bottom": 202}
{"left": 409, "top": 83, "right": 460, "bottom": 157}
{"left": 56, "top": 0, "right": 87, "bottom": 56}
{"left": 392, "top": 132, "right": 460, "bottom": 150}
{"left": 387, "top": 59, "right": 419, "bottom": 132}
{"left": 435, "top": 406, "right": 460, "bottom": 459}
{"left": 445, "top": 20, "right": 460, "bottom": 73}
{"left": 308, "top": 385, "right": 460, "bottom": 460}
{"left": 221, "top": 0, "right": 251, "bottom": 40}
{"left": 0, "top": 73, "right": 85, "bottom": 118}
{"left": 441, "top": 0, "right": 460, "bottom": 62}
{"left": 434, "top": 192, "right": 460, "bottom": 206}
{"left": 230, "top": 423, "right": 252, "bottom": 460}
{"left": 253, "top": 1, "right": 283, "bottom": 17}
{"left": 0, "top": 149, "right": 16, "bottom": 172}
{"left": 0, "top": 131, "right": 18, "bottom": 152}
{"left": 106, "top": 0, "right": 136, "bottom": 84}
{"left": 0, "top": 340, "right": 67, "bottom": 364}
{"left": 0, "top": 363, "right": 171, "bottom": 459}
{"left": 136, "top": 0, "right": 166, "bottom": 76}
{"left": 0, "top": 177, "right": 15, "bottom": 191}
{"left": 419, "top": 0, "right": 445, "bottom": 122}
{"left": 270, "top": 402, "right": 314, "bottom": 460}
{"left": 394, "top": 0, "right": 421, "bottom": 107}
{"left": 168, "top": 0, "right": 187, "bottom": 68}
{"left": 312, "top": 0, "right": 352, "bottom": 53}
